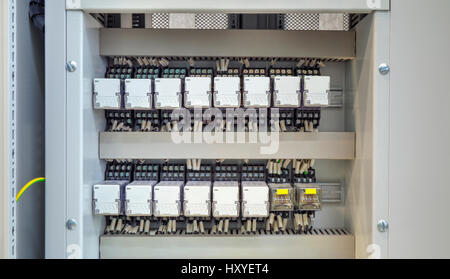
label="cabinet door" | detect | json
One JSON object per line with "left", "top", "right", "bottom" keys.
{"left": 389, "top": 0, "right": 450, "bottom": 258}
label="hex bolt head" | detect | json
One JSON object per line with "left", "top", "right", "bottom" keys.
{"left": 66, "top": 61, "right": 78, "bottom": 72}
{"left": 66, "top": 219, "right": 78, "bottom": 231}
{"left": 378, "top": 63, "right": 390, "bottom": 75}
{"left": 377, "top": 219, "right": 389, "bottom": 232}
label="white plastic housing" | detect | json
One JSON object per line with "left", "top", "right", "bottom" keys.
{"left": 124, "top": 180, "right": 157, "bottom": 216}
{"left": 124, "top": 79, "right": 152, "bottom": 109}
{"left": 213, "top": 77, "right": 241, "bottom": 107}
{"left": 273, "top": 76, "right": 301, "bottom": 107}
{"left": 93, "top": 78, "right": 121, "bottom": 109}
{"left": 243, "top": 77, "right": 271, "bottom": 107}
{"left": 241, "top": 181, "right": 270, "bottom": 218}
{"left": 93, "top": 181, "right": 128, "bottom": 216}
{"left": 303, "top": 75, "right": 331, "bottom": 107}
{"left": 154, "top": 78, "right": 182, "bottom": 109}
{"left": 183, "top": 181, "right": 212, "bottom": 217}
{"left": 153, "top": 181, "right": 183, "bottom": 217}
{"left": 212, "top": 181, "right": 240, "bottom": 218}
{"left": 184, "top": 77, "right": 212, "bottom": 108}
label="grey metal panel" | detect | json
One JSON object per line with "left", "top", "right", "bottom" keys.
{"left": 66, "top": 12, "right": 108, "bottom": 259}
{"left": 66, "top": 0, "right": 390, "bottom": 13}
{"left": 100, "top": 234, "right": 355, "bottom": 259}
{"left": 16, "top": 0, "right": 45, "bottom": 259}
{"left": 99, "top": 132, "right": 355, "bottom": 160}
{"left": 100, "top": 29, "right": 355, "bottom": 59}
{"left": 45, "top": 0, "right": 67, "bottom": 259}
{"left": 344, "top": 11, "right": 390, "bottom": 259}
{"left": 0, "top": 0, "right": 15, "bottom": 259}
{"left": 389, "top": 0, "right": 450, "bottom": 258}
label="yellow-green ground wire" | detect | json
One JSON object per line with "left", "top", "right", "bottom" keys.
{"left": 16, "top": 177, "right": 45, "bottom": 202}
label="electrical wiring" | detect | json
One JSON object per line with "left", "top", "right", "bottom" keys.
{"left": 16, "top": 177, "right": 45, "bottom": 202}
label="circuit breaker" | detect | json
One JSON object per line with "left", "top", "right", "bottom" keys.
{"left": 212, "top": 181, "right": 240, "bottom": 218}
{"left": 124, "top": 79, "right": 152, "bottom": 109}
{"left": 153, "top": 181, "right": 183, "bottom": 217}
{"left": 93, "top": 78, "right": 121, "bottom": 109}
{"left": 241, "top": 181, "right": 270, "bottom": 218}
{"left": 124, "top": 180, "right": 157, "bottom": 216}
{"left": 273, "top": 76, "right": 301, "bottom": 107}
{"left": 243, "top": 77, "right": 271, "bottom": 107}
{"left": 184, "top": 77, "right": 212, "bottom": 108}
{"left": 93, "top": 181, "right": 128, "bottom": 216}
{"left": 303, "top": 76, "right": 330, "bottom": 107}
{"left": 183, "top": 181, "right": 212, "bottom": 217}
{"left": 213, "top": 77, "right": 241, "bottom": 107}
{"left": 154, "top": 78, "right": 182, "bottom": 109}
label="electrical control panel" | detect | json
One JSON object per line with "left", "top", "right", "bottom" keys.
{"left": 212, "top": 181, "right": 240, "bottom": 218}
{"left": 153, "top": 181, "right": 183, "bottom": 217}
{"left": 93, "top": 181, "right": 128, "bottom": 216}
{"left": 273, "top": 76, "right": 301, "bottom": 107}
{"left": 154, "top": 78, "right": 182, "bottom": 109}
{"left": 243, "top": 77, "right": 271, "bottom": 108}
{"left": 268, "top": 183, "right": 295, "bottom": 212}
{"left": 295, "top": 184, "right": 321, "bottom": 211}
{"left": 183, "top": 181, "right": 212, "bottom": 217}
{"left": 241, "top": 181, "right": 270, "bottom": 218}
{"left": 125, "top": 180, "right": 157, "bottom": 216}
{"left": 184, "top": 77, "right": 212, "bottom": 108}
{"left": 303, "top": 76, "right": 331, "bottom": 107}
{"left": 93, "top": 78, "right": 121, "bottom": 109}
{"left": 213, "top": 77, "right": 241, "bottom": 108}
{"left": 124, "top": 79, "right": 152, "bottom": 109}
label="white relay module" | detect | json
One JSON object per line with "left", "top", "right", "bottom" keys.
{"left": 213, "top": 77, "right": 241, "bottom": 108}
{"left": 243, "top": 77, "right": 271, "bottom": 108}
{"left": 212, "top": 181, "right": 240, "bottom": 218}
{"left": 241, "top": 181, "right": 270, "bottom": 218}
{"left": 183, "top": 181, "right": 212, "bottom": 217}
{"left": 154, "top": 78, "right": 182, "bottom": 109}
{"left": 124, "top": 79, "right": 152, "bottom": 109}
{"left": 93, "top": 181, "right": 128, "bottom": 216}
{"left": 93, "top": 78, "right": 121, "bottom": 109}
{"left": 273, "top": 76, "right": 301, "bottom": 107}
{"left": 184, "top": 77, "right": 212, "bottom": 108}
{"left": 124, "top": 180, "right": 157, "bottom": 216}
{"left": 303, "top": 75, "right": 331, "bottom": 107}
{"left": 153, "top": 181, "right": 183, "bottom": 217}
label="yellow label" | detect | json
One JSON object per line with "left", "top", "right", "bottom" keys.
{"left": 277, "top": 189, "right": 289, "bottom": 195}
{"left": 305, "top": 188, "right": 317, "bottom": 195}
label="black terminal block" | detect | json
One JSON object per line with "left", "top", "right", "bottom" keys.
{"left": 160, "top": 163, "right": 186, "bottom": 181}
{"left": 105, "top": 110, "right": 134, "bottom": 132}
{"left": 294, "top": 167, "right": 317, "bottom": 184}
{"left": 134, "top": 163, "right": 159, "bottom": 181}
{"left": 187, "top": 165, "right": 212, "bottom": 182}
{"left": 134, "top": 110, "right": 160, "bottom": 132}
{"left": 214, "top": 164, "right": 240, "bottom": 181}
{"left": 105, "top": 161, "right": 134, "bottom": 181}
{"left": 161, "top": 68, "right": 187, "bottom": 79}
{"left": 135, "top": 66, "right": 159, "bottom": 79}
{"left": 241, "top": 164, "right": 266, "bottom": 181}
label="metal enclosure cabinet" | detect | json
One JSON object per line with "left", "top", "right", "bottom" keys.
{"left": 44, "top": 0, "right": 450, "bottom": 259}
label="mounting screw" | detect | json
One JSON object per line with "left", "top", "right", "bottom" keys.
{"left": 66, "top": 61, "right": 78, "bottom": 72}
{"left": 378, "top": 63, "right": 390, "bottom": 75}
{"left": 66, "top": 219, "right": 78, "bottom": 231}
{"left": 377, "top": 220, "right": 389, "bottom": 232}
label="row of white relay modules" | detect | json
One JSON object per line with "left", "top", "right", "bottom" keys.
{"left": 93, "top": 75, "right": 331, "bottom": 110}
{"left": 93, "top": 180, "right": 321, "bottom": 218}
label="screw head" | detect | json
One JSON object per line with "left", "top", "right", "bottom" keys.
{"left": 66, "top": 219, "right": 78, "bottom": 231}
{"left": 66, "top": 61, "right": 78, "bottom": 72}
{"left": 378, "top": 63, "right": 390, "bottom": 75}
{"left": 377, "top": 219, "right": 389, "bottom": 232}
